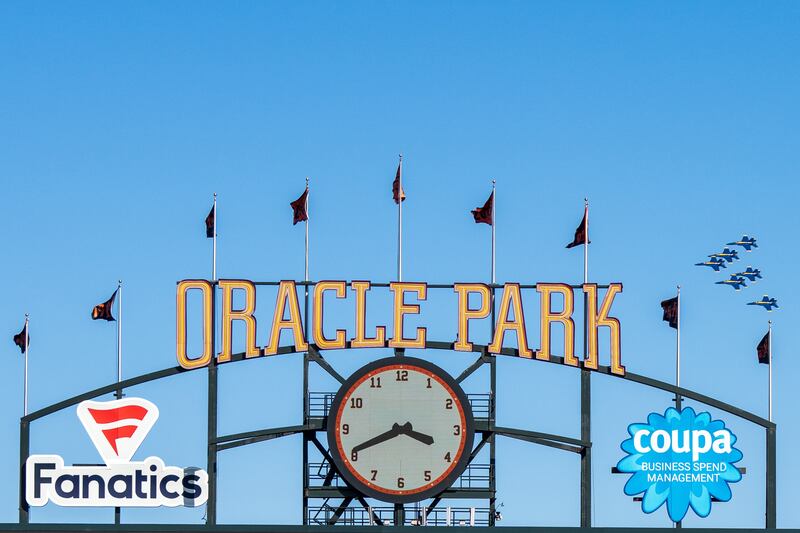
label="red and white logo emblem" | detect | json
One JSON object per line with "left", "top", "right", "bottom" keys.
{"left": 76, "top": 398, "right": 158, "bottom": 465}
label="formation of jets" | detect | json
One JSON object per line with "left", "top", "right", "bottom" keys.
{"left": 694, "top": 235, "right": 778, "bottom": 311}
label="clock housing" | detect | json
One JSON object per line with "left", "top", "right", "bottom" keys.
{"left": 326, "top": 357, "right": 475, "bottom": 503}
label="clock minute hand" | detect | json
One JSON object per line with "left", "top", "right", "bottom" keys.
{"left": 400, "top": 422, "right": 434, "bottom": 446}
{"left": 351, "top": 423, "right": 402, "bottom": 454}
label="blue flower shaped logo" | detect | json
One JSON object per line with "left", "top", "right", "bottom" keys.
{"left": 616, "top": 407, "right": 743, "bottom": 522}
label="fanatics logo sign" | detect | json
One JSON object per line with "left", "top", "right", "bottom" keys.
{"left": 26, "top": 398, "right": 208, "bottom": 508}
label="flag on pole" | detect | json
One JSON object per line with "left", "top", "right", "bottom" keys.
{"left": 471, "top": 192, "right": 494, "bottom": 225}
{"left": 392, "top": 160, "right": 405, "bottom": 204}
{"left": 661, "top": 297, "right": 678, "bottom": 329}
{"left": 92, "top": 290, "right": 118, "bottom": 321}
{"left": 566, "top": 206, "right": 590, "bottom": 248}
{"left": 290, "top": 187, "right": 309, "bottom": 225}
{"left": 13, "top": 322, "right": 29, "bottom": 353}
{"left": 205, "top": 204, "right": 215, "bottom": 238}
{"left": 757, "top": 331, "right": 770, "bottom": 364}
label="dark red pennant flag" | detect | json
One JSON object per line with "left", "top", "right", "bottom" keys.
{"left": 92, "top": 290, "right": 117, "bottom": 321}
{"left": 661, "top": 297, "right": 678, "bottom": 329}
{"left": 12, "top": 322, "right": 28, "bottom": 353}
{"left": 205, "top": 204, "right": 215, "bottom": 238}
{"left": 290, "top": 188, "right": 309, "bottom": 225}
{"left": 566, "top": 207, "right": 590, "bottom": 248}
{"left": 757, "top": 331, "right": 770, "bottom": 365}
{"left": 471, "top": 192, "right": 494, "bottom": 225}
{"left": 392, "top": 161, "right": 405, "bottom": 205}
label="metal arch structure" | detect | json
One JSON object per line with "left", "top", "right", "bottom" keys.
{"left": 17, "top": 282, "right": 777, "bottom": 530}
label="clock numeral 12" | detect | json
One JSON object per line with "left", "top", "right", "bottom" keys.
{"left": 396, "top": 370, "right": 408, "bottom": 381}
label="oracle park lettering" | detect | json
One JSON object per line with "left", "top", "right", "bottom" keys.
{"left": 175, "top": 279, "right": 625, "bottom": 375}
{"left": 26, "top": 398, "right": 208, "bottom": 508}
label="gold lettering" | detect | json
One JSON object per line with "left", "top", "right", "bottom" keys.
{"left": 389, "top": 282, "right": 427, "bottom": 349}
{"left": 313, "top": 281, "right": 347, "bottom": 350}
{"left": 264, "top": 281, "right": 308, "bottom": 355}
{"left": 176, "top": 280, "right": 214, "bottom": 369}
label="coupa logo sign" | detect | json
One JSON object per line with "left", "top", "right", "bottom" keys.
{"left": 26, "top": 398, "right": 208, "bottom": 508}
{"left": 617, "top": 407, "right": 743, "bottom": 522}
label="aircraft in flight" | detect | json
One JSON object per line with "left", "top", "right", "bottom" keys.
{"left": 735, "top": 267, "right": 762, "bottom": 282}
{"left": 709, "top": 248, "right": 740, "bottom": 263}
{"left": 695, "top": 258, "right": 727, "bottom": 271}
{"left": 715, "top": 275, "right": 747, "bottom": 291}
{"left": 726, "top": 235, "right": 758, "bottom": 251}
{"left": 747, "top": 295, "right": 779, "bottom": 311}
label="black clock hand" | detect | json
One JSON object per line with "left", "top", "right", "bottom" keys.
{"left": 399, "top": 422, "right": 434, "bottom": 445}
{"left": 351, "top": 423, "right": 402, "bottom": 454}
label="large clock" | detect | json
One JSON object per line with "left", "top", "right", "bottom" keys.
{"left": 327, "top": 357, "right": 475, "bottom": 503}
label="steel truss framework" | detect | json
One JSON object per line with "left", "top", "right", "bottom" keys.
{"left": 16, "top": 282, "right": 777, "bottom": 529}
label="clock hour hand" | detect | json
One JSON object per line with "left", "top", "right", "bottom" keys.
{"left": 351, "top": 423, "right": 402, "bottom": 454}
{"left": 399, "top": 422, "right": 434, "bottom": 445}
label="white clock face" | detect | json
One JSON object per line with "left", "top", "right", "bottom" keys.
{"left": 328, "top": 357, "right": 474, "bottom": 502}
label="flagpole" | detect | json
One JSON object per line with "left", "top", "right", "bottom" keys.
{"left": 305, "top": 178, "right": 310, "bottom": 283}
{"left": 212, "top": 192, "right": 217, "bottom": 282}
{"left": 768, "top": 320, "right": 772, "bottom": 422}
{"left": 583, "top": 198, "right": 588, "bottom": 283}
{"left": 116, "top": 280, "right": 123, "bottom": 399}
{"left": 491, "top": 180, "right": 496, "bottom": 284}
{"left": 397, "top": 154, "right": 403, "bottom": 282}
{"left": 23, "top": 314, "right": 29, "bottom": 417}
{"left": 676, "top": 285, "right": 681, "bottom": 410}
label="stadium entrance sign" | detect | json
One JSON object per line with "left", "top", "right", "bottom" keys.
{"left": 175, "top": 279, "right": 625, "bottom": 374}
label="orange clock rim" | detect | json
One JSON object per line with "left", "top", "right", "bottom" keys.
{"left": 327, "top": 357, "right": 476, "bottom": 503}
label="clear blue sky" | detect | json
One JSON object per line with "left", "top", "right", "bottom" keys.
{"left": 1, "top": 0, "right": 799, "bottom": 528}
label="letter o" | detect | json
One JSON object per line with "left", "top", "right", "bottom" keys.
{"left": 651, "top": 430, "right": 670, "bottom": 453}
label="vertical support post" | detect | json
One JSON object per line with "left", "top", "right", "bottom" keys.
{"left": 394, "top": 502, "right": 405, "bottom": 527}
{"left": 766, "top": 425, "right": 776, "bottom": 529}
{"left": 674, "top": 286, "right": 682, "bottom": 529}
{"left": 19, "top": 418, "right": 29, "bottom": 524}
{"left": 489, "top": 285, "right": 497, "bottom": 527}
{"left": 206, "top": 284, "right": 218, "bottom": 525}
{"left": 580, "top": 198, "right": 592, "bottom": 528}
{"left": 302, "top": 279, "right": 310, "bottom": 525}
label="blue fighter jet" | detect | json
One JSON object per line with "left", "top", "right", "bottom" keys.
{"left": 727, "top": 235, "right": 758, "bottom": 251}
{"left": 695, "top": 258, "right": 727, "bottom": 271}
{"left": 748, "top": 295, "right": 779, "bottom": 311}
{"left": 709, "top": 248, "right": 740, "bottom": 263}
{"left": 715, "top": 275, "right": 747, "bottom": 291}
{"left": 735, "top": 267, "right": 762, "bottom": 282}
